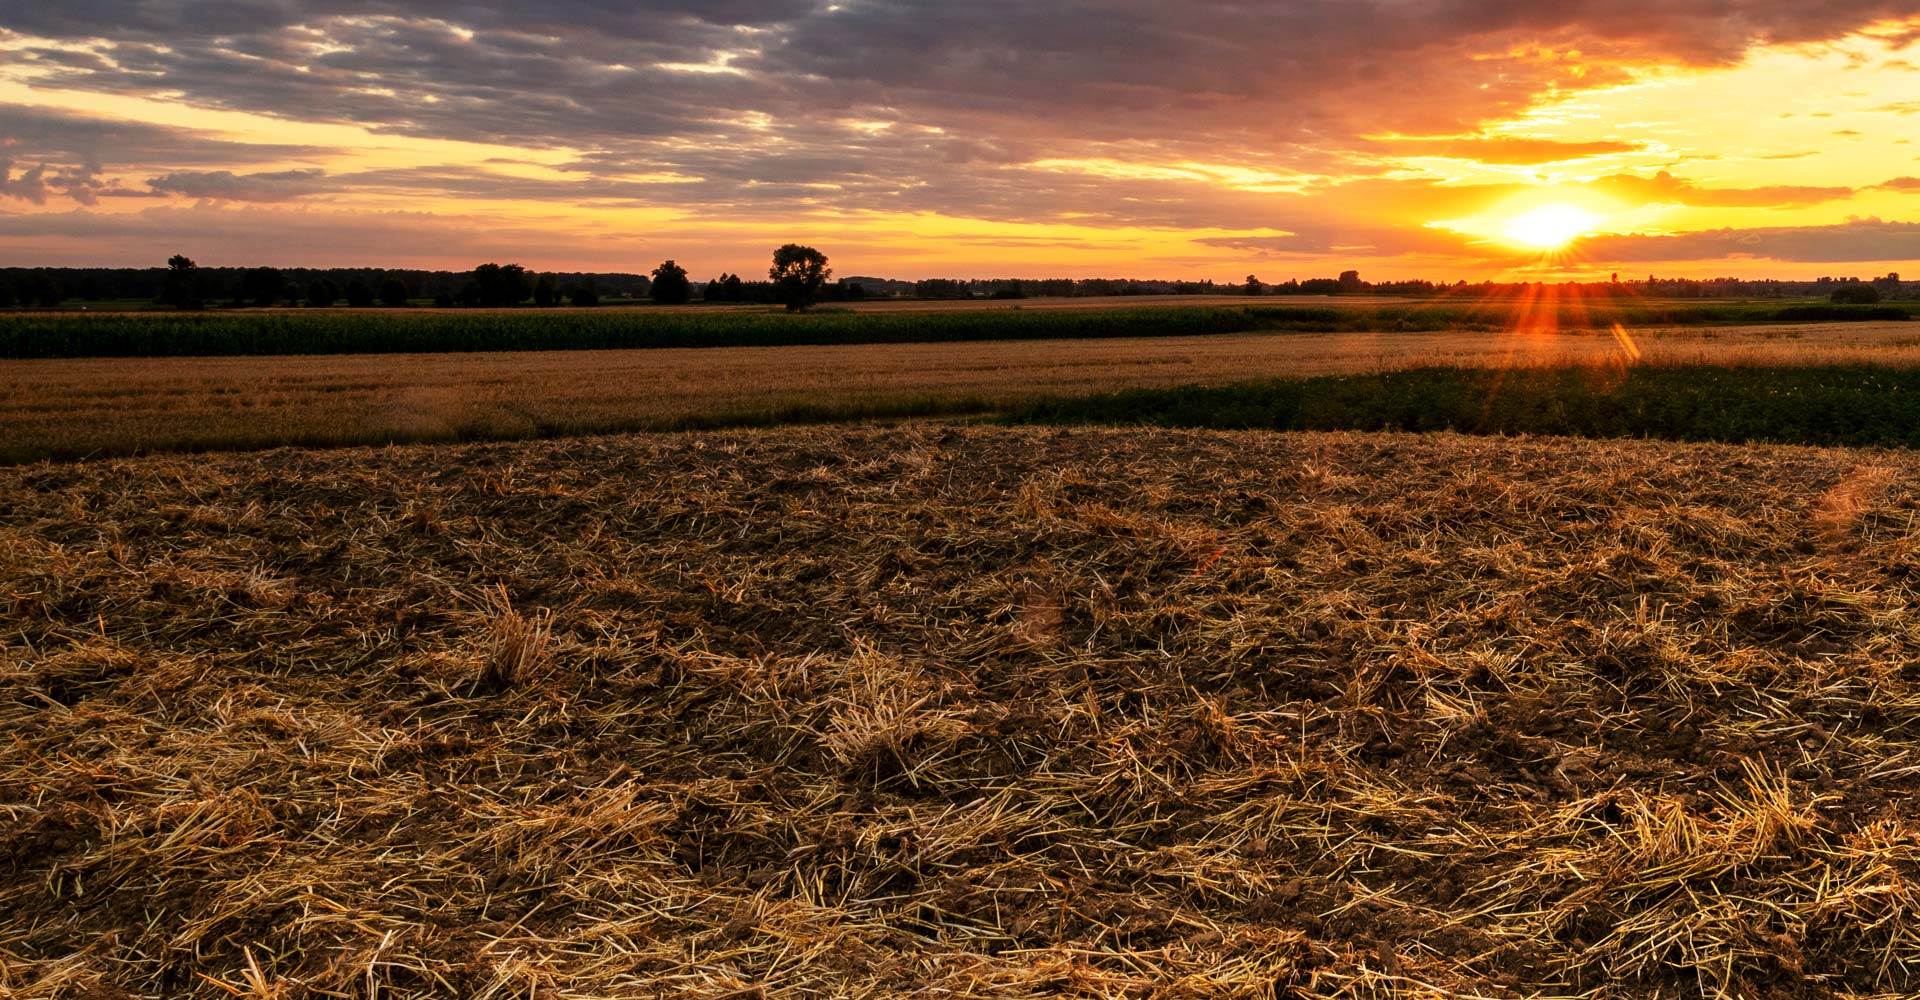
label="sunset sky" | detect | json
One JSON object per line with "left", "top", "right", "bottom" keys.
{"left": 1, "top": 2, "right": 1918, "bottom": 280}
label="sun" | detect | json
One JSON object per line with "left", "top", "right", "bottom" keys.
{"left": 1502, "top": 204, "right": 1604, "bottom": 249}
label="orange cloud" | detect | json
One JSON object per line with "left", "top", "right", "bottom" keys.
{"left": 1382, "top": 136, "right": 1644, "bottom": 165}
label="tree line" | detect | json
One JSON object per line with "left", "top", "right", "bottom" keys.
{"left": 1, "top": 254, "right": 1909, "bottom": 310}
{"left": 0, "top": 264, "right": 649, "bottom": 309}
{"left": 12, "top": 244, "right": 837, "bottom": 312}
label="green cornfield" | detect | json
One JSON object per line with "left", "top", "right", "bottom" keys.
{"left": 0, "top": 301, "right": 1907, "bottom": 358}
{"left": 1014, "top": 364, "right": 1920, "bottom": 449}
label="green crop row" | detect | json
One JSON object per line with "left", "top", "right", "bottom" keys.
{"left": 0, "top": 300, "right": 1908, "bottom": 359}
{"left": 1011, "top": 364, "right": 1920, "bottom": 449}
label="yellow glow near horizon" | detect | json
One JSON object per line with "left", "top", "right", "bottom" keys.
{"left": 1502, "top": 204, "right": 1605, "bottom": 248}
{"left": 1430, "top": 189, "right": 1635, "bottom": 257}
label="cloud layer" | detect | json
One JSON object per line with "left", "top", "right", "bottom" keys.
{"left": 1, "top": 2, "right": 1917, "bottom": 272}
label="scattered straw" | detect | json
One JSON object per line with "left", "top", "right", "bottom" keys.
{"left": 5, "top": 425, "right": 1920, "bottom": 998}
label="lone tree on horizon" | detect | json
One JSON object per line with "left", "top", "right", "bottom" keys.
{"left": 651, "top": 260, "right": 691, "bottom": 305}
{"left": 163, "top": 254, "right": 199, "bottom": 310}
{"left": 770, "top": 244, "right": 831, "bottom": 312}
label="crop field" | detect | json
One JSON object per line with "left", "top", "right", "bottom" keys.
{"left": 6, "top": 425, "right": 1920, "bottom": 998}
{"left": 0, "top": 298, "right": 1907, "bottom": 359}
{"left": 7, "top": 320, "right": 1920, "bottom": 463}
{"left": 1018, "top": 364, "right": 1920, "bottom": 450}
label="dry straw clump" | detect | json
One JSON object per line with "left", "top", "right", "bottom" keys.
{"left": 817, "top": 644, "right": 974, "bottom": 782}
{"left": 8, "top": 424, "right": 1920, "bottom": 998}
{"left": 477, "top": 584, "right": 554, "bottom": 691}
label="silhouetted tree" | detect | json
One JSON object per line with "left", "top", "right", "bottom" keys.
{"left": 238, "top": 266, "right": 284, "bottom": 307}
{"left": 1337, "top": 270, "right": 1363, "bottom": 294}
{"left": 1832, "top": 284, "right": 1884, "bottom": 304}
{"left": 569, "top": 281, "right": 600, "bottom": 307}
{"left": 163, "top": 254, "right": 201, "bottom": 309}
{"left": 1245, "top": 274, "right": 1264, "bottom": 296}
{"left": 470, "top": 263, "right": 532, "bottom": 307}
{"left": 344, "top": 280, "right": 375, "bottom": 308}
{"left": 651, "top": 260, "right": 692, "bottom": 305}
{"left": 379, "top": 279, "right": 411, "bottom": 307}
{"left": 770, "top": 244, "right": 831, "bottom": 312}
{"left": 845, "top": 281, "right": 866, "bottom": 301}
{"left": 533, "top": 274, "right": 558, "bottom": 308}
{"left": 306, "top": 278, "right": 339, "bottom": 308}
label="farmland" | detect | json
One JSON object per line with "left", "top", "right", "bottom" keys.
{"left": 7, "top": 425, "right": 1920, "bottom": 998}
{"left": 7, "top": 318, "right": 1920, "bottom": 463}
{"left": 0, "top": 298, "right": 1908, "bottom": 359}
{"left": 9, "top": 301, "right": 1920, "bottom": 999}
{"left": 1017, "top": 364, "right": 1920, "bottom": 449}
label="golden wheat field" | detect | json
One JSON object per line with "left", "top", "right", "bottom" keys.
{"left": 6, "top": 424, "right": 1920, "bottom": 998}
{"left": 3, "top": 320, "right": 1917, "bottom": 463}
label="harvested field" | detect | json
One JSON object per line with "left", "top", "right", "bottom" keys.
{"left": 7, "top": 425, "right": 1920, "bottom": 998}
{"left": 5, "top": 320, "right": 1919, "bottom": 463}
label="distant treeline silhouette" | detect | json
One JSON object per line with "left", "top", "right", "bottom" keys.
{"left": 0, "top": 265, "right": 653, "bottom": 309}
{"left": 0, "top": 261, "right": 1908, "bottom": 310}
{"left": 902, "top": 272, "right": 1911, "bottom": 302}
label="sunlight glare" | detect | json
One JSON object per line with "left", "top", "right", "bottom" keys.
{"left": 1503, "top": 204, "right": 1604, "bottom": 249}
